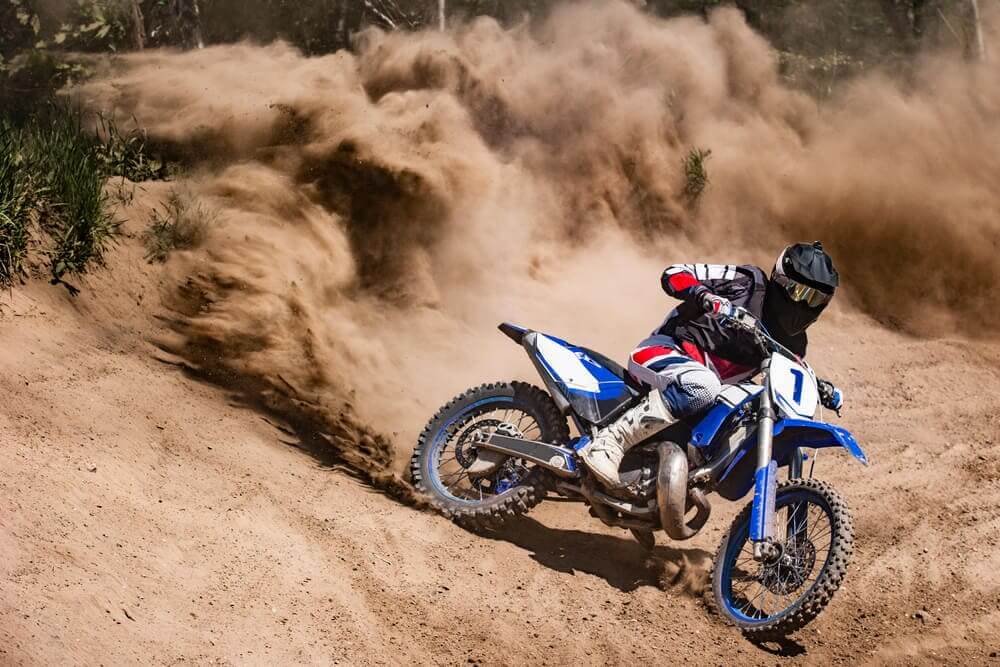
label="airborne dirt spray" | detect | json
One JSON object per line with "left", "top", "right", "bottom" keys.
{"left": 75, "top": 2, "right": 1000, "bottom": 496}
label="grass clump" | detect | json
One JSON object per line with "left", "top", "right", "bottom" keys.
{"left": 0, "top": 121, "right": 32, "bottom": 286}
{"left": 143, "top": 188, "right": 212, "bottom": 263}
{"left": 96, "top": 113, "right": 164, "bottom": 183}
{"left": 28, "top": 107, "right": 118, "bottom": 289}
{"left": 682, "top": 147, "right": 712, "bottom": 204}
{"left": 0, "top": 103, "right": 166, "bottom": 292}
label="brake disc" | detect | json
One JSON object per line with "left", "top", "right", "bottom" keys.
{"left": 760, "top": 539, "right": 817, "bottom": 595}
{"left": 454, "top": 419, "right": 516, "bottom": 476}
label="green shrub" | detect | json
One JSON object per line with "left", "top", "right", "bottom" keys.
{"left": 24, "top": 106, "right": 118, "bottom": 287}
{"left": 0, "top": 121, "right": 31, "bottom": 286}
{"left": 682, "top": 147, "right": 712, "bottom": 204}
{"left": 0, "top": 104, "right": 135, "bottom": 292}
{"left": 143, "top": 188, "right": 212, "bottom": 263}
{"left": 96, "top": 113, "right": 163, "bottom": 183}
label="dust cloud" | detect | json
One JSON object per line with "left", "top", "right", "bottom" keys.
{"left": 74, "top": 1, "right": 1000, "bottom": 485}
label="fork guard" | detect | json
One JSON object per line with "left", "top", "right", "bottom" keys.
{"left": 657, "top": 442, "right": 711, "bottom": 540}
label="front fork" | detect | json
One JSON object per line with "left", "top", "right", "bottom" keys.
{"left": 750, "top": 361, "right": 808, "bottom": 560}
{"left": 750, "top": 360, "right": 778, "bottom": 560}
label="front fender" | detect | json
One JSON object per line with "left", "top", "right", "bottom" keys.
{"left": 773, "top": 418, "right": 869, "bottom": 466}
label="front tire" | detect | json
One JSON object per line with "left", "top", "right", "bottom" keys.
{"left": 410, "top": 381, "right": 569, "bottom": 531}
{"left": 709, "top": 478, "right": 854, "bottom": 640}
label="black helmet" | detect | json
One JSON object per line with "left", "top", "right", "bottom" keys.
{"left": 763, "top": 241, "right": 839, "bottom": 336}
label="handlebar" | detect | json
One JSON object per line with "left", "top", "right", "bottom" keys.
{"left": 720, "top": 306, "right": 842, "bottom": 412}
{"left": 718, "top": 306, "right": 798, "bottom": 360}
{"left": 718, "top": 304, "right": 756, "bottom": 332}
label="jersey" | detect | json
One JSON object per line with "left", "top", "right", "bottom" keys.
{"left": 655, "top": 263, "right": 807, "bottom": 382}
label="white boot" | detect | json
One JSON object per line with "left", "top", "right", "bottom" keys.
{"left": 578, "top": 390, "right": 676, "bottom": 488}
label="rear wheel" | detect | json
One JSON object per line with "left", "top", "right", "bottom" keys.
{"left": 410, "top": 381, "right": 569, "bottom": 531}
{"left": 709, "top": 478, "right": 853, "bottom": 640}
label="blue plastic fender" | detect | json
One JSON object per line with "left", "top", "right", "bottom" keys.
{"left": 772, "top": 418, "right": 869, "bottom": 466}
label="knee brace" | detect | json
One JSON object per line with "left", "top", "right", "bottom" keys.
{"left": 662, "top": 367, "right": 722, "bottom": 417}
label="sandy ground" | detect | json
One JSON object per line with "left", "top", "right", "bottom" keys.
{"left": 2, "top": 203, "right": 1000, "bottom": 665}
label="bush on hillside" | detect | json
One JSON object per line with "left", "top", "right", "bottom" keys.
{"left": 0, "top": 104, "right": 164, "bottom": 291}
{"left": 143, "top": 187, "right": 213, "bottom": 263}
{"left": 0, "top": 121, "right": 31, "bottom": 286}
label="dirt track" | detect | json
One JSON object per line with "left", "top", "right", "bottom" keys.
{"left": 1, "top": 189, "right": 999, "bottom": 666}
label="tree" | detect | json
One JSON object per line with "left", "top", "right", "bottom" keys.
{"left": 129, "top": 0, "right": 145, "bottom": 50}
{"left": 969, "top": 0, "right": 986, "bottom": 60}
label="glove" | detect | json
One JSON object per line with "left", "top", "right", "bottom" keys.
{"left": 817, "top": 379, "right": 844, "bottom": 415}
{"left": 698, "top": 290, "right": 733, "bottom": 319}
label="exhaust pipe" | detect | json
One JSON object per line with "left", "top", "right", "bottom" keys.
{"left": 657, "top": 442, "right": 711, "bottom": 540}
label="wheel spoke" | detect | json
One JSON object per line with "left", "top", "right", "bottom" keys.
{"left": 439, "top": 469, "right": 468, "bottom": 486}
{"left": 808, "top": 522, "right": 832, "bottom": 543}
{"left": 731, "top": 579, "right": 758, "bottom": 597}
{"left": 719, "top": 486, "right": 846, "bottom": 626}
{"left": 428, "top": 403, "right": 552, "bottom": 504}
{"left": 515, "top": 412, "right": 528, "bottom": 431}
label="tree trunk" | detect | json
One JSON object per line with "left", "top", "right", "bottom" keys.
{"left": 439, "top": 0, "right": 446, "bottom": 30}
{"left": 129, "top": 0, "right": 145, "bottom": 50}
{"left": 335, "top": 0, "right": 348, "bottom": 50}
{"left": 879, "top": 0, "right": 917, "bottom": 50}
{"left": 190, "top": 0, "right": 204, "bottom": 48}
{"left": 970, "top": 0, "right": 986, "bottom": 61}
{"left": 363, "top": 0, "right": 397, "bottom": 29}
{"left": 171, "top": 0, "right": 204, "bottom": 49}
{"left": 911, "top": 0, "right": 926, "bottom": 40}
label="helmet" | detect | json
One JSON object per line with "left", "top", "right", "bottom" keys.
{"left": 763, "top": 241, "right": 839, "bottom": 336}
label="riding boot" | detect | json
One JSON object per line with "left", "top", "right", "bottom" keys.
{"left": 578, "top": 390, "right": 676, "bottom": 487}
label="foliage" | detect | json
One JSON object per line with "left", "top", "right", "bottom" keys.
{"left": 23, "top": 106, "right": 119, "bottom": 288}
{"left": 2, "top": 0, "right": 988, "bottom": 106}
{"left": 193, "top": 0, "right": 422, "bottom": 54}
{"left": 143, "top": 187, "right": 212, "bottom": 262}
{"left": 0, "top": 121, "right": 32, "bottom": 287}
{"left": 1, "top": 0, "right": 42, "bottom": 59}
{"left": 0, "top": 50, "right": 93, "bottom": 122}
{"left": 53, "top": 0, "right": 135, "bottom": 52}
{"left": 682, "top": 147, "right": 711, "bottom": 204}
{"left": 0, "top": 104, "right": 135, "bottom": 291}
{"left": 96, "top": 113, "right": 164, "bottom": 182}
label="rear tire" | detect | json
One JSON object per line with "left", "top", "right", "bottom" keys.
{"left": 410, "top": 381, "right": 569, "bottom": 531}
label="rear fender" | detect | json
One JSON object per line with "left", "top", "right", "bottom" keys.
{"left": 498, "top": 322, "right": 528, "bottom": 344}
{"left": 499, "top": 323, "right": 635, "bottom": 426}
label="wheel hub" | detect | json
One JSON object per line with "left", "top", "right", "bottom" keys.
{"left": 454, "top": 419, "right": 502, "bottom": 468}
{"left": 454, "top": 420, "right": 524, "bottom": 476}
{"left": 760, "top": 538, "right": 817, "bottom": 595}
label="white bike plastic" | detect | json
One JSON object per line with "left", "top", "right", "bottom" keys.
{"left": 768, "top": 352, "right": 818, "bottom": 419}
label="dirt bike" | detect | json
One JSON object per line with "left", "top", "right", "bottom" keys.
{"left": 410, "top": 306, "right": 867, "bottom": 639}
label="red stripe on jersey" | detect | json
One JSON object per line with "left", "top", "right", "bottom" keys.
{"left": 667, "top": 272, "right": 699, "bottom": 292}
{"left": 632, "top": 346, "right": 676, "bottom": 366}
{"left": 708, "top": 354, "right": 755, "bottom": 381}
{"left": 680, "top": 340, "right": 706, "bottom": 365}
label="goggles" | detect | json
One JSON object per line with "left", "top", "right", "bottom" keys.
{"left": 773, "top": 272, "right": 833, "bottom": 307}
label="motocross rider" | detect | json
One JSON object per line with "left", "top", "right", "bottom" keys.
{"left": 579, "top": 241, "right": 845, "bottom": 488}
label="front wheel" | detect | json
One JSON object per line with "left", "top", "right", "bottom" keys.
{"left": 410, "top": 381, "right": 569, "bottom": 531}
{"left": 710, "top": 478, "right": 854, "bottom": 640}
